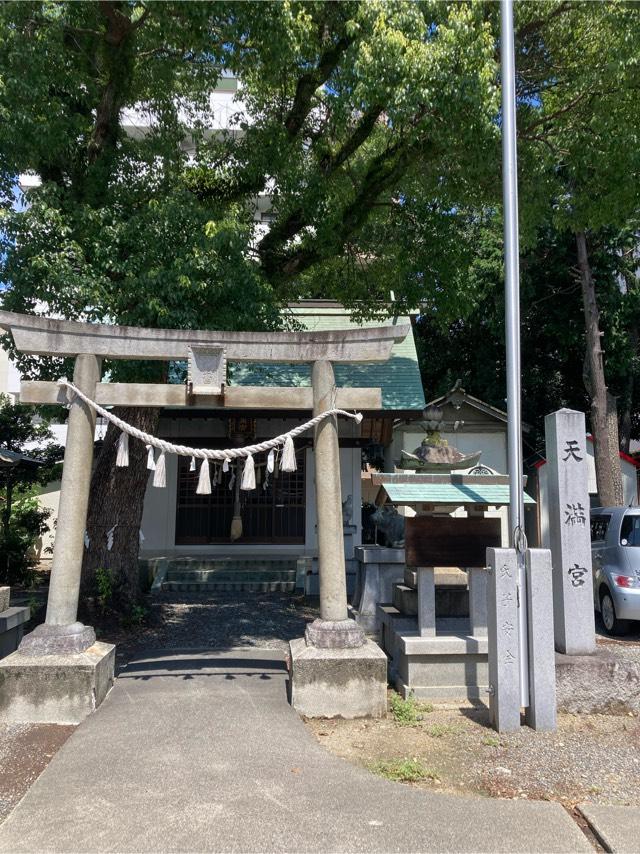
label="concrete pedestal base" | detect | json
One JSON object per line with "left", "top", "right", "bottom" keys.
{"left": 351, "top": 547, "right": 406, "bottom": 634}
{"left": 18, "top": 621, "right": 96, "bottom": 656}
{"left": 0, "top": 606, "right": 31, "bottom": 659}
{"left": 289, "top": 637, "right": 387, "bottom": 718}
{"left": 304, "top": 618, "right": 365, "bottom": 649}
{"left": 0, "top": 641, "right": 115, "bottom": 724}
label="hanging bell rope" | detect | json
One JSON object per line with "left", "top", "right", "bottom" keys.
{"left": 58, "top": 378, "right": 362, "bottom": 464}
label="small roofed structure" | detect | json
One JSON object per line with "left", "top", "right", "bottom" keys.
{"left": 373, "top": 472, "right": 535, "bottom": 512}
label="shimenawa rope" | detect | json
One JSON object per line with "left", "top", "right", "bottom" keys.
{"left": 58, "top": 379, "right": 362, "bottom": 477}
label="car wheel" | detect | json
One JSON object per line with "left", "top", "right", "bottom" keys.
{"left": 600, "top": 589, "right": 630, "bottom": 636}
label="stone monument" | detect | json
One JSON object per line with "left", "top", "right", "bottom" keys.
{"left": 545, "top": 409, "right": 596, "bottom": 655}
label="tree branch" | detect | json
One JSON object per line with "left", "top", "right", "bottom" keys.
{"left": 284, "top": 31, "right": 355, "bottom": 138}
{"left": 261, "top": 141, "right": 416, "bottom": 281}
{"left": 320, "top": 104, "right": 384, "bottom": 174}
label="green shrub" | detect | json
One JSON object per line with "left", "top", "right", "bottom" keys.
{"left": 121, "top": 604, "right": 148, "bottom": 627}
{"left": 95, "top": 566, "right": 113, "bottom": 612}
{"left": 0, "top": 493, "right": 50, "bottom": 585}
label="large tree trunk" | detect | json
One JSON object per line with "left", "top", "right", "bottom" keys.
{"left": 576, "top": 230, "right": 624, "bottom": 506}
{"left": 81, "top": 407, "right": 159, "bottom": 612}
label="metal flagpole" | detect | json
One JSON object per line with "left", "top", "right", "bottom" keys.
{"left": 500, "top": 0, "right": 529, "bottom": 708}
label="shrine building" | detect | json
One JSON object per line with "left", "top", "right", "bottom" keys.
{"left": 136, "top": 302, "right": 424, "bottom": 589}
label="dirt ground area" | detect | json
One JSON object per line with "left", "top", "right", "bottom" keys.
{"left": 0, "top": 723, "right": 75, "bottom": 823}
{"left": 305, "top": 693, "right": 640, "bottom": 810}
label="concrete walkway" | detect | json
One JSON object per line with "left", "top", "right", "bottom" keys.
{"left": 0, "top": 648, "right": 592, "bottom": 853}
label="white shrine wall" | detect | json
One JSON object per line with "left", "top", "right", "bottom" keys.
{"left": 139, "top": 415, "right": 363, "bottom": 571}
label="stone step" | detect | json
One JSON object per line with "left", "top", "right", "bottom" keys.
{"left": 163, "top": 580, "right": 296, "bottom": 594}
{"left": 393, "top": 584, "right": 417, "bottom": 615}
{"left": 166, "top": 569, "right": 297, "bottom": 584}
{"left": 392, "top": 582, "right": 469, "bottom": 618}
{"left": 167, "top": 560, "right": 297, "bottom": 572}
{"left": 377, "top": 603, "right": 417, "bottom": 634}
{"left": 403, "top": 567, "right": 469, "bottom": 589}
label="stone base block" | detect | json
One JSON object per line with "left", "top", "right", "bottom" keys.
{"left": 0, "top": 606, "right": 31, "bottom": 659}
{"left": 19, "top": 621, "right": 96, "bottom": 656}
{"left": 0, "top": 641, "right": 115, "bottom": 724}
{"left": 556, "top": 650, "right": 640, "bottom": 714}
{"left": 395, "top": 682, "right": 486, "bottom": 702}
{"left": 379, "top": 612, "right": 489, "bottom": 703}
{"left": 0, "top": 587, "right": 10, "bottom": 613}
{"left": 352, "top": 557, "right": 406, "bottom": 635}
{"left": 304, "top": 618, "right": 365, "bottom": 649}
{"left": 289, "top": 637, "right": 387, "bottom": 718}
{"left": 392, "top": 583, "right": 469, "bottom": 618}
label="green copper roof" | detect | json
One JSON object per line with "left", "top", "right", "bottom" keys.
{"left": 380, "top": 482, "right": 536, "bottom": 506}
{"left": 229, "top": 307, "right": 426, "bottom": 411}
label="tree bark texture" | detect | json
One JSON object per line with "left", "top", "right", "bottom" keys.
{"left": 576, "top": 230, "right": 624, "bottom": 506}
{"left": 81, "top": 406, "right": 159, "bottom": 611}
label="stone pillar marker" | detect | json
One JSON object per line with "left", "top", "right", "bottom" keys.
{"left": 417, "top": 567, "right": 436, "bottom": 637}
{"left": 524, "top": 549, "right": 557, "bottom": 731}
{"left": 487, "top": 548, "right": 521, "bottom": 732}
{"left": 304, "top": 360, "right": 365, "bottom": 649}
{"left": 19, "top": 353, "right": 103, "bottom": 656}
{"left": 545, "top": 409, "right": 596, "bottom": 655}
{"left": 468, "top": 567, "right": 488, "bottom": 637}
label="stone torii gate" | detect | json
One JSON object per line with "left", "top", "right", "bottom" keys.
{"left": 0, "top": 310, "right": 405, "bottom": 723}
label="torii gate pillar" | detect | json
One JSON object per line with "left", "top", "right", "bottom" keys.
{"left": 0, "top": 353, "right": 115, "bottom": 725}
{"left": 305, "top": 360, "right": 365, "bottom": 646}
{"left": 289, "top": 361, "right": 387, "bottom": 718}
{"left": 42, "top": 354, "right": 101, "bottom": 634}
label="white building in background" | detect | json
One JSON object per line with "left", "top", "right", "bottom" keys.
{"left": 0, "top": 348, "right": 20, "bottom": 403}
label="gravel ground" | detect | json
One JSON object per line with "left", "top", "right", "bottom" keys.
{"left": 596, "top": 619, "right": 640, "bottom": 666}
{"left": 102, "top": 590, "right": 320, "bottom": 667}
{"left": 306, "top": 699, "right": 640, "bottom": 810}
{"left": 305, "top": 619, "right": 640, "bottom": 811}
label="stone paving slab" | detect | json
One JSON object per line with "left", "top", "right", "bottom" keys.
{"left": 579, "top": 803, "right": 640, "bottom": 853}
{"left": 0, "top": 648, "right": 593, "bottom": 853}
